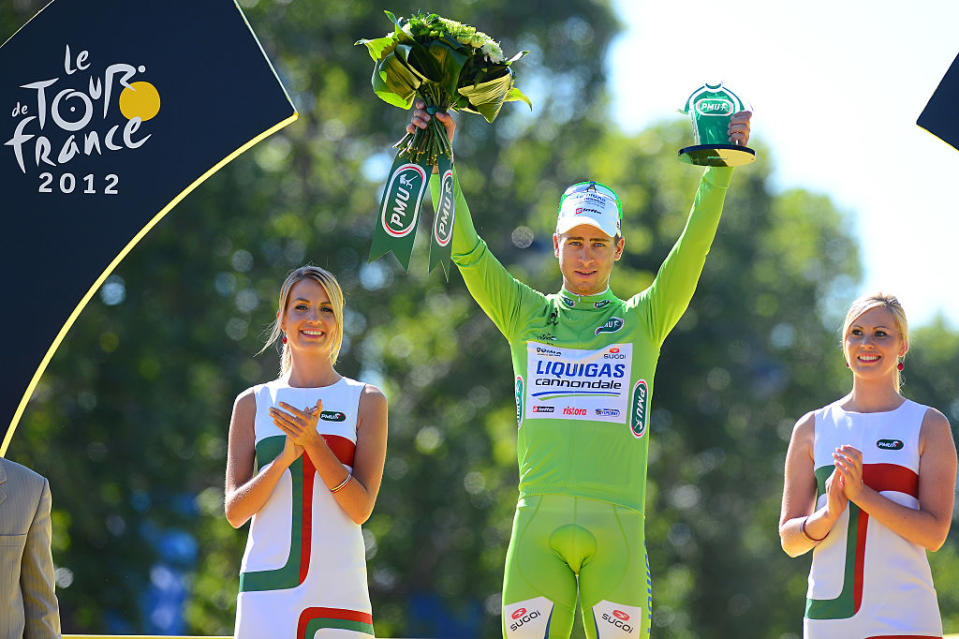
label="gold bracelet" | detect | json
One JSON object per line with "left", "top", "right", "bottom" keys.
{"left": 330, "top": 473, "right": 351, "bottom": 494}
{"left": 801, "top": 516, "right": 827, "bottom": 543}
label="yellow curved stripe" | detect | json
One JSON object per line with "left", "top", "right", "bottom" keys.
{"left": 0, "top": 111, "right": 298, "bottom": 459}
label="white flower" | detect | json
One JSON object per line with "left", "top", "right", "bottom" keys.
{"left": 481, "top": 41, "right": 504, "bottom": 63}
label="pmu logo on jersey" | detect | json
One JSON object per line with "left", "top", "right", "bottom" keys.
{"left": 381, "top": 163, "right": 426, "bottom": 237}
{"left": 319, "top": 410, "right": 346, "bottom": 422}
{"left": 595, "top": 317, "right": 624, "bottom": 336}
{"left": 515, "top": 376, "right": 524, "bottom": 427}
{"left": 593, "top": 600, "right": 643, "bottom": 638}
{"left": 561, "top": 296, "right": 575, "bottom": 308}
{"left": 5, "top": 44, "right": 158, "bottom": 192}
{"left": 505, "top": 597, "right": 552, "bottom": 638}
{"left": 630, "top": 379, "right": 649, "bottom": 438}
{"left": 877, "top": 439, "right": 904, "bottom": 450}
{"left": 695, "top": 98, "right": 733, "bottom": 116}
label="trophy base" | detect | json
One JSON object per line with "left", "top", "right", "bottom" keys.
{"left": 679, "top": 144, "right": 756, "bottom": 167}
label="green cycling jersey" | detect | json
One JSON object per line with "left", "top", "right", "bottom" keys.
{"left": 439, "top": 166, "right": 733, "bottom": 513}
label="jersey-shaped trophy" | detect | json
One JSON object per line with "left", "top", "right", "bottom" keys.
{"left": 679, "top": 82, "right": 755, "bottom": 167}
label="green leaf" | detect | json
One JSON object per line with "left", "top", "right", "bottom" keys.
{"left": 504, "top": 86, "right": 532, "bottom": 109}
{"left": 355, "top": 34, "right": 399, "bottom": 62}
{"left": 505, "top": 50, "right": 528, "bottom": 64}
{"left": 457, "top": 72, "right": 514, "bottom": 122}
{"left": 427, "top": 40, "right": 469, "bottom": 99}
{"left": 372, "top": 47, "right": 427, "bottom": 109}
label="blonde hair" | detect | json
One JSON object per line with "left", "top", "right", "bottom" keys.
{"left": 841, "top": 292, "right": 908, "bottom": 391}
{"left": 260, "top": 265, "right": 345, "bottom": 376}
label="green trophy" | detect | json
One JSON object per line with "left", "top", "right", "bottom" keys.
{"left": 679, "top": 82, "right": 755, "bottom": 167}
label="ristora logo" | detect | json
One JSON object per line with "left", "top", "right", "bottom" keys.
{"left": 319, "top": 410, "right": 346, "bottom": 422}
{"left": 595, "top": 317, "right": 624, "bottom": 335}
{"left": 695, "top": 98, "right": 733, "bottom": 117}
{"left": 433, "top": 168, "right": 454, "bottom": 247}
{"left": 380, "top": 163, "right": 426, "bottom": 238}
{"left": 877, "top": 439, "right": 904, "bottom": 450}
{"left": 5, "top": 44, "right": 159, "bottom": 194}
{"left": 630, "top": 379, "right": 649, "bottom": 438}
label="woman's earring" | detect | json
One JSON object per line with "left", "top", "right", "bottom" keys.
{"left": 282, "top": 334, "right": 288, "bottom": 344}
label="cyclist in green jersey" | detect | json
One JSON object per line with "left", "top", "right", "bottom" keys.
{"left": 408, "top": 103, "right": 750, "bottom": 639}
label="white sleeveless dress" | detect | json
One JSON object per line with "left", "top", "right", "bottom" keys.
{"left": 234, "top": 376, "right": 375, "bottom": 638}
{"left": 804, "top": 399, "right": 942, "bottom": 639}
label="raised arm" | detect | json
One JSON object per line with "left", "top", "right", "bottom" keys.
{"left": 642, "top": 111, "right": 750, "bottom": 345}
{"left": 224, "top": 389, "right": 301, "bottom": 528}
{"left": 411, "top": 100, "right": 542, "bottom": 340}
{"left": 833, "top": 408, "right": 957, "bottom": 551}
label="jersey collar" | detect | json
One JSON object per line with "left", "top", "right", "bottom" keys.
{"left": 558, "top": 286, "right": 617, "bottom": 310}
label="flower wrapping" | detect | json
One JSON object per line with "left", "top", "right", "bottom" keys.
{"left": 357, "top": 11, "right": 530, "bottom": 275}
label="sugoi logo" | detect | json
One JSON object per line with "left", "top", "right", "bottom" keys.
{"left": 508, "top": 607, "right": 541, "bottom": 631}
{"left": 319, "top": 411, "right": 346, "bottom": 422}
{"left": 433, "top": 169, "right": 454, "bottom": 246}
{"left": 609, "top": 347, "right": 620, "bottom": 353}
{"left": 595, "top": 317, "right": 624, "bottom": 335}
{"left": 695, "top": 98, "right": 733, "bottom": 116}
{"left": 601, "top": 612, "right": 634, "bottom": 633}
{"left": 5, "top": 44, "right": 159, "bottom": 195}
{"left": 381, "top": 163, "right": 426, "bottom": 237}
{"left": 877, "top": 439, "right": 904, "bottom": 450}
{"left": 594, "top": 300, "right": 610, "bottom": 309}
{"left": 613, "top": 610, "right": 630, "bottom": 621}
{"left": 630, "top": 379, "right": 649, "bottom": 438}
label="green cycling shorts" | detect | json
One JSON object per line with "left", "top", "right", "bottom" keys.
{"left": 502, "top": 494, "right": 651, "bottom": 639}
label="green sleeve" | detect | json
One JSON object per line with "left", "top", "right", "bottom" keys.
{"left": 432, "top": 170, "right": 543, "bottom": 341}
{"left": 641, "top": 166, "right": 733, "bottom": 345}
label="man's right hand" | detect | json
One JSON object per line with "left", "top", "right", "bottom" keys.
{"left": 407, "top": 99, "right": 456, "bottom": 144}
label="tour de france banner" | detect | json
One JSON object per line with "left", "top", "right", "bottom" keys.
{"left": 0, "top": 0, "right": 297, "bottom": 456}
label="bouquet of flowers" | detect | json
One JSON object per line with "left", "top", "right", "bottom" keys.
{"left": 357, "top": 11, "right": 529, "bottom": 274}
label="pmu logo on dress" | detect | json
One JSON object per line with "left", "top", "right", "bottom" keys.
{"left": 5, "top": 44, "right": 159, "bottom": 195}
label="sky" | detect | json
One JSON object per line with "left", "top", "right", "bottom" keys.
{"left": 608, "top": 0, "right": 959, "bottom": 329}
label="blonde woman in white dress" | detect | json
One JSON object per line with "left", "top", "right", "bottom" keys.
{"left": 225, "top": 265, "right": 388, "bottom": 638}
{"left": 779, "top": 292, "right": 956, "bottom": 639}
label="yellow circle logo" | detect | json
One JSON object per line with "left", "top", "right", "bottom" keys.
{"left": 118, "top": 81, "right": 161, "bottom": 121}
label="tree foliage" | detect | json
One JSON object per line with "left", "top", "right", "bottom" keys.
{"left": 2, "top": 1, "right": 957, "bottom": 638}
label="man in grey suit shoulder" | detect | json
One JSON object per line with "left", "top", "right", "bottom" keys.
{"left": 0, "top": 457, "right": 61, "bottom": 639}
